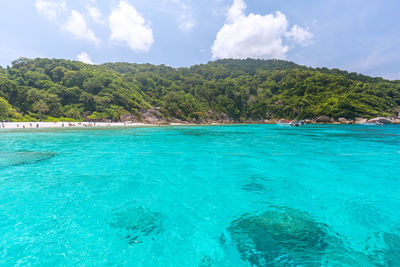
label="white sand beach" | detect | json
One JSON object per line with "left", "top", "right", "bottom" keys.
{"left": 0, "top": 122, "right": 153, "bottom": 130}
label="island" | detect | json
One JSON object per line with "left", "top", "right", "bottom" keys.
{"left": 1, "top": 58, "right": 399, "bottom": 126}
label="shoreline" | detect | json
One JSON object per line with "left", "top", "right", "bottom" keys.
{"left": 1, "top": 120, "right": 399, "bottom": 131}
{"left": 0, "top": 122, "right": 156, "bottom": 130}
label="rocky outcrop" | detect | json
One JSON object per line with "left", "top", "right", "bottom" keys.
{"left": 355, "top": 118, "right": 367, "bottom": 124}
{"left": 367, "top": 117, "right": 392, "bottom": 124}
{"left": 338, "top": 118, "right": 354, "bottom": 124}
{"left": 112, "top": 109, "right": 400, "bottom": 125}
{"left": 216, "top": 113, "right": 233, "bottom": 124}
{"left": 141, "top": 108, "right": 166, "bottom": 124}
{"left": 120, "top": 113, "right": 136, "bottom": 123}
{"left": 315, "top": 116, "right": 334, "bottom": 123}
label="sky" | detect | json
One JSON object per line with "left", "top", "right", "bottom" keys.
{"left": 0, "top": 0, "right": 400, "bottom": 79}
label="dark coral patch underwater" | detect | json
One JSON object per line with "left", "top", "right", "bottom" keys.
{"left": 224, "top": 207, "right": 379, "bottom": 266}
{"left": 109, "top": 204, "right": 163, "bottom": 245}
{"left": 0, "top": 151, "right": 57, "bottom": 168}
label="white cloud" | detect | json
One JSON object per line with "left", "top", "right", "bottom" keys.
{"left": 77, "top": 52, "right": 95, "bottom": 64}
{"left": 287, "top": 25, "right": 314, "bottom": 46}
{"left": 63, "top": 10, "right": 100, "bottom": 45}
{"left": 109, "top": 1, "right": 154, "bottom": 52}
{"left": 212, "top": 0, "right": 313, "bottom": 60}
{"left": 227, "top": 0, "right": 245, "bottom": 22}
{"left": 35, "top": 0, "right": 66, "bottom": 21}
{"left": 172, "top": 0, "right": 196, "bottom": 32}
{"left": 177, "top": 14, "right": 196, "bottom": 32}
{"left": 87, "top": 6, "right": 103, "bottom": 24}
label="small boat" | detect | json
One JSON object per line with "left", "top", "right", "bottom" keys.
{"left": 289, "top": 120, "right": 305, "bottom": 127}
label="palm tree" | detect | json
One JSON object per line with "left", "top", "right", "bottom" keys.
{"left": 32, "top": 100, "right": 49, "bottom": 115}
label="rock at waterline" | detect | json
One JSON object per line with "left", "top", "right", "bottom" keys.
{"left": 367, "top": 117, "right": 392, "bottom": 124}
{"left": 355, "top": 118, "right": 368, "bottom": 124}
{"left": 315, "top": 116, "right": 334, "bottom": 123}
{"left": 338, "top": 118, "right": 354, "bottom": 124}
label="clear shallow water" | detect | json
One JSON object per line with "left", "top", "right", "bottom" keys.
{"left": 0, "top": 125, "right": 399, "bottom": 266}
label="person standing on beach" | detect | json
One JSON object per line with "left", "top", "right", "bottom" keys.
{"left": 36, "top": 123, "right": 39, "bottom": 128}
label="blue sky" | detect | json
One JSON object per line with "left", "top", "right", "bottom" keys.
{"left": 0, "top": 0, "right": 399, "bottom": 79}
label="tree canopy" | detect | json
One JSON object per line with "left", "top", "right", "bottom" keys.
{"left": 0, "top": 57, "right": 399, "bottom": 122}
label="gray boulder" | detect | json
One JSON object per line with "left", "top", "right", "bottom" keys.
{"left": 142, "top": 108, "right": 165, "bottom": 123}
{"left": 367, "top": 117, "right": 392, "bottom": 124}
{"left": 316, "top": 116, "right": 334, "bottom": 123}
{"left": 355, "top": 118, "right": 367, "bottom": 124}
{"left": 338, "top": 118, "right": 353, "bottom": 124}
{"left": 120, "top": 113, "right": 135, "bottom": 123}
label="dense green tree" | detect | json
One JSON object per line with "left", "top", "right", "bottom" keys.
{"left": 0, "top": 97, "right": 11, "bottom": 120}
{"left": 0, "top": 57, "right": 399, "bottom": 122}
{"left": 32, "top": 99, "right": 49, "bottom": 115}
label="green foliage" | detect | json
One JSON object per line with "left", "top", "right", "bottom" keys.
{"left": 162, "top": 91, "right": 205, "bottom": 120}
{"left": 87, "top": 111, "right": 108, "bottom": 121}
{"left": 0, "top": 97, "right": 11, "bottom": 120}
{"left": 32, "top": 99, "right": 50, "bottom": 115}
{"left": 0, "top": 57, "right": 399, "bottom": 122}
{"left": 44, "top": 116, "right": 80, "bottom": 122}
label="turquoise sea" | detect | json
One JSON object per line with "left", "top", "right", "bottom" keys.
{"left": 0, "top": 124, "right": 399, "bottom": 266}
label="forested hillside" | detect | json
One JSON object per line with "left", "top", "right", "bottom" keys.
{"left": 0, "top": 57, "right": 399, "bottom": 122}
